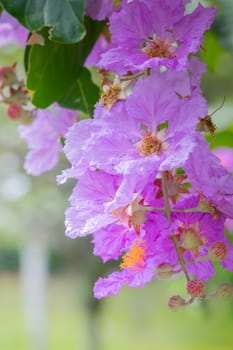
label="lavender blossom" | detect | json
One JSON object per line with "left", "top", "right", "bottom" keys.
{"left": 19, "top": 104, "right": 77, "bottom": 176}
{"left": 184, "top": 137, "right": 233, "bottom": 219}
{"left": 85, "top": 0, "right": 120, "bottom": 20}
{"left": 0, "top": 11, "right": 28, "bottom": 47}
{"left": 98, "top": 0, "right": 216, "bottom": 74}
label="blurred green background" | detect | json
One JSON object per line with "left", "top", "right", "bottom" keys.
{"left": 1, "top": 1, "right": 233, "bottom": 349}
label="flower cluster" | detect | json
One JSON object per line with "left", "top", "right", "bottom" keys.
{"left": 1, "top": 0, "right": 233, "bottom": 308}
{"left": 58, "top": 0, "right": 233, "bottom": 307}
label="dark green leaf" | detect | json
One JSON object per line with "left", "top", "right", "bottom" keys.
{"left": 26, "top": 18, "right": 104, "bottom": 113}
{"left": 0, "top": 0, "right": 85, "bottom": 43}
{"left": 59, "top": 67, "right": 100, "bottom": 115}
{"left": 27, "top": 36, "right": 80, "bottom": 108}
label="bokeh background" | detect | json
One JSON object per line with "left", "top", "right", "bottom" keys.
{"left": 0, "top": 0, "right": 233, "bottom": 349}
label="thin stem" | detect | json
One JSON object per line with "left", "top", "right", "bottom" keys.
{"left": 146, "top": 206, "right": 166, "bottom": 212}
{"left": 171, "top": 207, "right": 212, "bottom": 213}
{"left": 161, "top": 171, "right": 171, "bottom": 224}
{"left": 185, "top": 297, "right": 195, "bottom": 305}
{"left": 147, "top": 206, "right": 212, "bottom": 214}
{"left": 170, "top": 233, "right": 190, "bottom": 282}
{"left": 154, "top": 255, "right": 210, "bottom": 275}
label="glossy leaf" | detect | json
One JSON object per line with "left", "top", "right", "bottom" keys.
{"left": 26, "top": 18, "right": 104, "bottom": 113}
{"left": 59, "top": 67, "right": 100, "bottom": 115}
{"left": 0, "top": 0, "right": 85, "bottom": 43}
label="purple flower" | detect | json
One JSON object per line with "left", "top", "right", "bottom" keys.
{"left": 65, "top": 169, "right": 124, "bottom": 238}
{"left": 84, "top": 69, "right": 205, "bottom": 179}
{"left": 85, "top": 35, "right": 111, "bottom": 67}
{"left": 152, "top": 195, "right": 233, "bottom": 281}
{"left": 98, "top": 0, "right": 216, "bottom": 74}
{"left": 57, "top": 118, "right": 104, "bottom": 183}
{"left": 94, "top": 271, "right": 133, "bottom": 298}
{"left": 85, "top": 0, "right": 120, "bottom": 20}
{"left": 93, "top": 199, "right": 233, "bottom": 297}
{"left": 65, "top": 166, "right": 155, "bottom": 241}
{"left": 184, "top": 137, "right": 233, "bottom": 219}
{"left": 173, "top": 196, "right": 233, "bottom": 276}
{"left": 0, "top": 11, "right": 28, "bottom": 47}
{"left": 92, "top": 224, "right": 134, "bottom": 262}
{"left": 61, "top": 61, "right": 207, "bottom": 186}
{"left": 60, "top": 67, "right": 208, "bottom": 256}
{"left": 19, "top": 104, "right": 77, "bottom": 176}
{"left": 94, "top": 238, "right": 156, "bottom": 298}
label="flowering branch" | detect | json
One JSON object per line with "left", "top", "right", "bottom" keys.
{"left": 2, "top": 0, "right": 233, "bottom": 308}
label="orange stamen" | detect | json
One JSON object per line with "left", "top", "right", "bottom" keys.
{"left": 120, "top": 239, "right": 146, "bottom": 271}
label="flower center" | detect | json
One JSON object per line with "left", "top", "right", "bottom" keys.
{"left": 120, "top": 239, "right": 146, "bottom": 271}
{"left": 110, "top": 196, "right": 148, "bottom": 233}
{"left": 139, "top": 130, "right": 165, "bottom": 157}
{"left": 142, "top": 34, "right": 177, "bottom": 59}
{"left": 175, "top": 222, "right": 207, "bottom": 256}
{"left": 154, "top": 171, "right": 189, "bottom": 204}
{"left": 100, "top": 85, "right": 122, "bottom": 108}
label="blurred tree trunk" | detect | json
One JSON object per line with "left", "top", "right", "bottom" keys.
{"left": 20, "top": 232, "right": 48, "bottom": 350}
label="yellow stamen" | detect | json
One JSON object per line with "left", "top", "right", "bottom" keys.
{"left": 139, "top": 130, "right": 163, "bottom": 157}
{"left": 176, "top": 222, "right": 207, "bottom": 256}
{"left": 142, "top": 35, "right": 176, "bottom": 59}
{"left": 100, "top": 85, "right": 122, "bottom": 108}
{"left": 120, "top": 240, "right": 146, "bottom": 270}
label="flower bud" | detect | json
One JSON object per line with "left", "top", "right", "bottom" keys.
{"left": 7, "top": 104, "right": 21, "bottom": 120}
{"left": 0, "top": 65, "right": 18, "bottom": 87}
{"left": 216, "top": 283, "right": 233, "bottom": 300}
{"left": 187, "top": 279, "right": 205, "bottom": 298}
{"left": 156, "top": 263, "right": 174, "bottom": 279}
{"left": 208, "top": 242, "right": 228, "bottom": 261}
{"left": 7, "top": 104, "right": 35, "bottom": 124}
{"left": 168, "top": 295, "right": 186, "bottom": 311}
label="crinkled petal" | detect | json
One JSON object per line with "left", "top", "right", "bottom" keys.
{"left": 93, "top": 224, "right": 134, "bottom": 262}
{"left": 94, "top": 270, "right": 133, "bottom": 298}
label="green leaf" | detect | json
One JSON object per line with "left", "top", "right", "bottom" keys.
{"left": 59, "top": 67, "right": 100, "bottom": 115}
{"left": 0, "top": 0, "right": 85, "bottom": 43}
{"left": 26, "top": 36, "right": 80, "bottom": 108}
{"left": 26, "top": 17, "right": 104, "bottom": 113}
